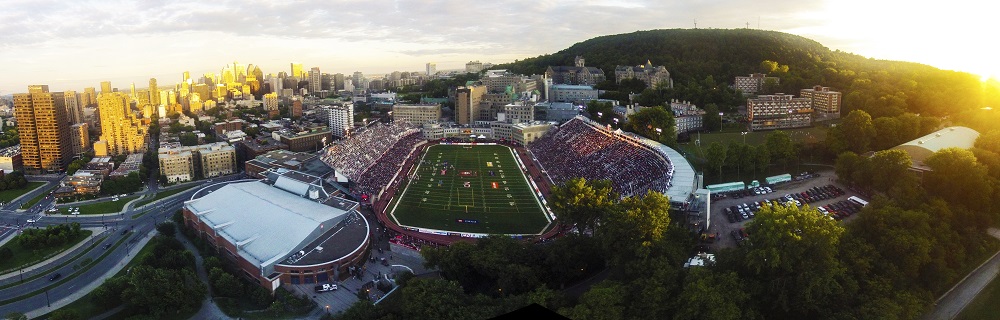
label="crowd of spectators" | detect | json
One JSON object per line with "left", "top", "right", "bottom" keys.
{"left": 351, "top": 132, "right": 424, "bottom": 197}
{"left": 528, "top": 117, "right": 673, "bottom": 198}
{"left": 321, "top": 122, "right": 417, "bottom": 180}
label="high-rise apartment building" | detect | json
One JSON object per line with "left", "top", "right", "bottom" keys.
{"left": 317, "top": 104, "right": 354, "bottom": 137}
{"left": 97, "top": 92, "right": 147, "bottom": 156}
{"left": 197, "top": 142, "right": 237, "bottom": 179}
{"left": 263, "top": 92, "right": 278, "bottom": 111}
{"left": 734, "top": 73, "right": 780, "bottom": 95}
{"left": 333, "top": 73, "right": 345, "bottom": 91}
{"left": 70, "top": 123, "right": 90, "bottom": 157}
{"left": 426, "top": 63, "right": 436, "bottom": 76}
{"left": 309, "top": 67, "right": 322, "bottom": 94}
{"left": 63, "top": 90, "right": 82, "bottom": 124}
{"left": 747, "top": 94, "right": 813, "bottom": 131}
{"left": 456, "top": 85, "right": 486, "bottom": 125}
{"left": 14, "top": 85, "right": 73, "bottom": 173}
{"left": 100, "top": 81, "right": 112, "bottom": 94}
{"left": 291, "top": 96, "right": 303, "bottom": 118}
{"left": 159, "top": 147, "right": 194, "bottom": 182}
{"left": 291, "top": 63, "right": 305, "bottom": 79}
{"left": 799, "top": 85, "right": 842, "bottom": 114}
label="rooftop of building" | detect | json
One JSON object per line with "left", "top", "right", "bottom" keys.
{"left": 0, "top": 145, "right": 20, "bottom": 157}
{"left": 185, "top": 179, "right": 357, "bottom": 271}
{"left": 550, "top": 84, "right": 596, "bottom": 90}
{"left": 892, "top": 126, "right": 980, "bottom": 170}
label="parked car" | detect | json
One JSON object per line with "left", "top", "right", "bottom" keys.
{"left": 48, "top": 273, "right": 61, "bottom": 281}
{"left": 314, "top": 283, "right": 338, "bottom": 292}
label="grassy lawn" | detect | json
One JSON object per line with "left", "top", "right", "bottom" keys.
{"left": 20, "top": 185, "right": 56, "bottom": 209}
{"left": 62, "top": 196, "right": 140, "bottom": 215}
{"left": 389, "top": 144, "right": 549, "bottom": 235}
{"left": 956, "top": 271, "right": 1000, "bottom": 320}
{"left": 0, "top": 181, "right": 45, "bottom": 203}
{"left": 679, "top": 125, "right": 828, "bottom": 159}
{"left": 0, "top": 230, "right": 93, "bottom": 273}
{"left": 135, "top": 185, "right": 198, "bottom": 207}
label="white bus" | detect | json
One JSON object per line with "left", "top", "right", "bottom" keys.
{"left": 848, "top": 196, "right": 869, "bottom": 207}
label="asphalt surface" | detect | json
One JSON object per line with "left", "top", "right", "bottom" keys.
{"left": 0, "top": 173, "right": 245, "bottom": 316}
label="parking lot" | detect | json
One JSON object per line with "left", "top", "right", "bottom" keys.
{"left": 707, "top": 170, "right": 868, "bottom": 249}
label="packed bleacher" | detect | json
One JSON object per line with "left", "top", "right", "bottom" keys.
{"left": 528, "top": 117, "right": 673, "bottom": 198}
{"left": 321, "top": 122, "right": 418, "bottom": 180}
{"left": 351, "top": 131, "right": 424, "bottom": 197}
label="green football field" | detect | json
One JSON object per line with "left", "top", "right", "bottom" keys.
{"left": 388, "top": 144, "right": 551, "bottom": 235}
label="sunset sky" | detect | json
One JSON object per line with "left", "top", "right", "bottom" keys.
{"left": 0, "top": 0, "right": 992, "bottom": 94}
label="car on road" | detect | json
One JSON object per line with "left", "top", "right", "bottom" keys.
{"left": 48, "top": 273, "right": 61, "bottom": 281}
{"left": 26, "top": 219, "right": 36, "bottom": 223}
{"left": 103, "top": 243, "right": 112, "bottom": 250}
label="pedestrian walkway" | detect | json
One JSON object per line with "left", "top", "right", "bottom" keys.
{"left": 921, "top": 228, "right": 1000, "bottom": 320}
{"left": 178, "top": 234, "right": 235, "bottom": 320}
{"left": 24, "top": 229, "right": 157, "bottom": 319}
{"left": 0, "top": 228, "right": 107, "bottom": 282}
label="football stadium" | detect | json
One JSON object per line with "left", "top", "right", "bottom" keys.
{"left": 319, "top": 116, "right": 696, "bottom": 246}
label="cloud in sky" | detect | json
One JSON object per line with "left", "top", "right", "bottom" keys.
{"left": 0, "top": 0, "right": 992, "bottom": 93}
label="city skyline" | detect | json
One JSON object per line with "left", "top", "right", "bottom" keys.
{"left": 0, "top": 0, "right": 994, "bottom": 94}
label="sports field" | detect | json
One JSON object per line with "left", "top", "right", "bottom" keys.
{"left": 389, "top": 144, "right": 551, "bottom": 235}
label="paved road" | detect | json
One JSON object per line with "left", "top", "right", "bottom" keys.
{"left": 0, "top": 173, "right": 245, "bottom": 316}
{"left": 920, "top": 228, "right": 1000, "bottom": 320}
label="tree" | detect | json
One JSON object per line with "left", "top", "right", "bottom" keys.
{"left": 599, "top": 191, "right": 671, "bottom": 264}
{"left": 705, "top": 142, "right": 727, "bottom": 177}
{"left": 867, "top": 149, "right": 916, "bottom": 193}
{"left": 627, "top": 106, "right": 677, "bottom": 146}
{"left": 701, "top": 103, "right": 722, "bottom": 132}
{"left": 560, "top": 281, "right": 627, "bottom": 320}
{"left": 156, "top": 222, "right": 176, "bottom": 237}
{"left": 765, "top": 130, "right": 796, "bottom": 168}
{"left": 753, "top": 145, "right": 770, "bottom": 178}
{"left": 924, "top": 148, "right": 993, "bottom": 211}
{"left": 673, "top": 269, "right": 749, "bottom": 320}
{"left": 401, "top": 279, "right": 484, "bottom": 320}
{"left": 549, "top": 178, "right": 618, "bottom": 236}
{"left": 742, "top": 203, "right": 846, "bottom": 317}
{"left": 829, "top": 110, "right": 876, "bottom": 154}
{"left": 179, "top": 133, "right": 199, "bottom": 146}
{"left": 834, "top": 151, "right": 864, "bottom": 186}
{"left": 49, "top": 309, "right": 81, "bottom": 320}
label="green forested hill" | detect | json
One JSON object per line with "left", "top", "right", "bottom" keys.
{"left": 496, "top": 28, "right": 993, "bottom": 120}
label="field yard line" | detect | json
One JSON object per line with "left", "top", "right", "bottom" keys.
{"left": 477, "top": 150, "right": 487, "bottom": 213}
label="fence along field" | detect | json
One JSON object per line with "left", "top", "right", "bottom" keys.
{"left": 389, "top": 144, "right": 550, "bottom": 235}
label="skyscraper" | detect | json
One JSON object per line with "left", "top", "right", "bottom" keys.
{"left": 97, "top": 92, "right": 147, "bottom": 156}
{"left": 426, "top": 63, "right": 436, "bottom": 76}
{"left": 456, "top": 85, "right": 486, "bottom": 125}
{"left": 100, "top": 81, "right": 112, "bottom": 94}
{"left": 149, "top": 78, "right": 160, "bottom": 106}
{"left": 14, "top": 85, "right": 73, "bottom": 173}
{"left": 309, "top": 67, "right": 322, "bottom": 94}
{"left": 291, "top": 63, "right": 304, "bottom": 80}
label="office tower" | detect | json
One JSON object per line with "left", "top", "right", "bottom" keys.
{"left": 193, "top": 83, "right": 211, "bottom": 102}
{"left": 268, "top": 76, "right": 283, "bottom": 95}
{"left": 456, "top": 85, "right": 486, "bottom": 125}
{"left": 309, "top": 67, "right": 322, "bottom": 94}
{"left": 130, "top": 83, "right": 137, "bottom": 102}
{"left": 352, "top": 72, "right": 364, "bottom": 87}
{"left": 189, "top": 93, "right": 203, "bottom": 113}
{"left": 100, "top": 81, "right": 112, "bottom": 94}
{"left": 333, "top": 73, "right": 345, "bottom": 91}
{"left": 466, "top": 61, "right": 484, "bottom": 73}
{"left": 321, "top": 73, "right": 332, "bottom": 91}
{"left": 291, "top": 63, "right": 304, "bottom": 79}
{"left": 183, "top": 71, "right": 191, "bottom": 83}
{"left": 97, "top": 92, "right": 147, "bottom": 156}
{"left": 83, "top": 87, "right": 97, "bottom": 107}
{"left": 426, "top": 63, "right": 436, "bottom": 76}
{"left": 13, "top": 85, "right": 73, "bottom": 173}
{"left": 149, "top": 78, "right": 160, "bottom": 106}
